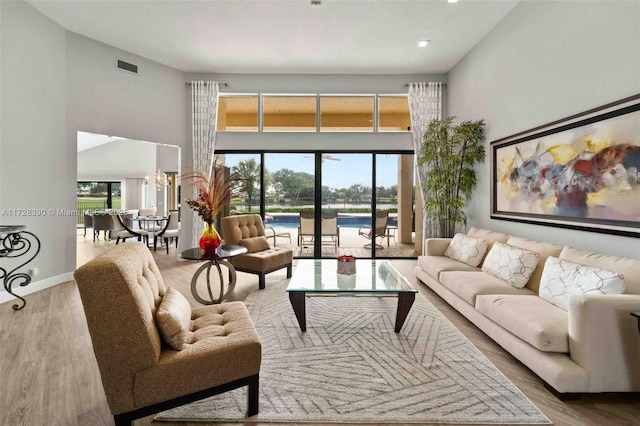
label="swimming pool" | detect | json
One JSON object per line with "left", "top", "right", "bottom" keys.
{"left": 264, "top": 214, "right": 397, "bottom": 229}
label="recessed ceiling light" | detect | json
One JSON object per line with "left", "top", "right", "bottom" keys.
{"left": 448, "top": 0, "right": 459, "bottom": 3}
{"left": 418, "top": 40, "right": 430, "bottom": 48}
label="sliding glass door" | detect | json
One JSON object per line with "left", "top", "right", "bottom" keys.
{"left": 217, "top": 151, "right": 415, "bottom": 259}
{"left": 264, "top": 153, "right": 315, "bottom": 257}
{"left": 321, "top": 154, "right": 372, "bottom": 257}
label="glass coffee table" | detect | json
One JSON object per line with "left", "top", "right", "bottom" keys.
{"left": 286, "top": 259, "right": 417, "bottom": 333}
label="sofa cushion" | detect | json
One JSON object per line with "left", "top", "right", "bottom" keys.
{"left": 467, "top": 227, "right": 510, "bottom": 263}
{"left": 559, "top": 246, "right": 640, "bottom": 295}
{"left": 238, "top": 236, "right": 271, "bottom": 253}
{"left": 539, "top": 256, "right": 625, "bottom": 311}
{"left": 417, "top": 255, "right": 479, "bottom": 281}
{"left": 444, "top": 233, "right": 489, "bottom": 267}
{"left": 476, "top": 295, "right": 569, "bottom": 353}
{"left": 155, "top": 287, "right": 193, "bottom": 351}
{"left": 439, "top": 271, "right": 536, "bottom": 306}
{"left": 506, "top": 237, "right": 562, "bottom": 294}
{"left": 482, "top": 242, "right": 540, "bottom": 288}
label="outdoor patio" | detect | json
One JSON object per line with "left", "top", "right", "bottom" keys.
{"left": 264, "top": 223, "right": 418, "bottom": 258}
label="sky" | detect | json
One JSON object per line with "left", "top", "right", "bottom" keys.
{"left": 224, "top": 153, "right": 401, "bottom": 189}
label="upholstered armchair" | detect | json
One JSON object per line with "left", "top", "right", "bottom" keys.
{"left": 74, "top": 242, "right": 261, "bottom": 426}
{"left": 221, "top": 214, "right": 293, "bottom": 289}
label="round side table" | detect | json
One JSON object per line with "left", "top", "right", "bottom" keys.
{"left": 181, "top": 245, "right": 247, "bottom": 305}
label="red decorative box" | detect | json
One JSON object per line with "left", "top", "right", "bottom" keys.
{"left": 337, "top": 255, "right": 356, "bottom": 275}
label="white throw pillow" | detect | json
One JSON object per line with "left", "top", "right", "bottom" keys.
{"left": 481, "top": 242, "right": 540, "bottom": 288}
{"left": 444, "top": 233, "right": 489, "bottom": 267}
{"left": 539, "top": 256, "right": 625, "bottom": 311}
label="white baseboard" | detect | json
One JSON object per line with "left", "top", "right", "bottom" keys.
{"left": 0, "top": 272, "right": 74, "bottom": 305}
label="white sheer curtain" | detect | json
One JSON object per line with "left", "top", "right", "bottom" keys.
{"left": 408, "top": 82, "right": 443, "bottom": 245}
{"left": 190, "top": 81, "right": 219, "bottom": 246}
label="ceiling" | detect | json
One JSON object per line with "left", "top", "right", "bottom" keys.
{"left": 27, "top": 0, "right": 520, "bottom": 75}
{"left": 77, "top": 131, "right": 124, "bottom": 152}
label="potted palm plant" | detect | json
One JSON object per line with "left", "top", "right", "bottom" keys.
{"left": 418, "top": 117, "right": 486, "bottom": 238}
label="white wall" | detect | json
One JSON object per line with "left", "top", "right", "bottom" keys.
{"left": 66, "top": 32, "right": 191, "bottom": 248}
{"left": 447, "top": 0, "right": 640, "bottom": 259}
{"left": 1, "top": 0, "right": 72, "bottom": 295}
{"left": 1, "top": 2, "right": 192, "bottom": 302}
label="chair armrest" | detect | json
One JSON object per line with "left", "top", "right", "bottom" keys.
{"left": 568, "top": 294, "right": 640, "bottom": 392}
{"left": 359, "top": 225, "right": 375, "bottom": 235}
{"left": 265, "top": 226, "right": 276, "bottom": 244}
{"left": 424, "top": 238, "right": 452, "bottom": 256}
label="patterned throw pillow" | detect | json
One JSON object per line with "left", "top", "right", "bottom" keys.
{"left": 481, "top": 242, "right": 540, "bottom": 288}
{"left": 539, "top": 256, "right": 625, "bottom": 311}
{"left": 444, "top": 233, "right": 489, "bottom": 267}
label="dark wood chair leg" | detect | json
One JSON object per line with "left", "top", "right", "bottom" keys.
{"left": 286, "top": 263, "right": 292, "bottom": 278}
{"left": 259, "top": 273, "right": 266, "bottom": 289}
{"left": 113, "top": 413, "right": 132, "bottom": 426}
{"left": 247, "top": 373, "right": 259, "bottom": 416}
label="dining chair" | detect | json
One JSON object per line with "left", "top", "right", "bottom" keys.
{"left": 138, "top": 208, "right": 155, "bottom": 217}
{"left": 153, "top": 210, "right": 179, "bottom": 253}
{"left": 137, "top": 208, "right": 162, "bottom": 232}
{"left": 114, "top": 214, "right": 150, "bottom": 245}
{"left": 83, "top": 211, "right": 93, "bottom": 237}
{"left": 358, "top": 210, "right": 391, "bottom": 249}
{"left": 92, "top": 213, "right": 113, "bottom": 241}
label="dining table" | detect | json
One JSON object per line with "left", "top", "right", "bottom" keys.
{"left": 134, "top": 215, "right": 168, "bottom": 231}
{"left": 133, "top": 215, "right": 169, "bottom": 247}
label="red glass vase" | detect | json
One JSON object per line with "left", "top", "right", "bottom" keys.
{"left": 199, "top": 221, "right": 221, "bottom": 252}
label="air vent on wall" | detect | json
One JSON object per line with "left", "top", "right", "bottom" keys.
{"left": 116, "top": 59, "right": 138, "bottom": 75}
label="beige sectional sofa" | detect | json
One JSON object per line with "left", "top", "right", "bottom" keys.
{"left": 415, "top": 227, "right": 640, "bottom": 396}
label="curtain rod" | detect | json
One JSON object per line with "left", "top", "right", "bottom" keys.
{"left": 403, "top": 82, "right": 447, "bottom": 88}
{"left": 185, "top": 82, "right": 229, "bottom": 87}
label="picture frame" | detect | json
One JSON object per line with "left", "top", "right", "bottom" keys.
{"left": 490, "top": 95, "right": 640, "bottom": 237}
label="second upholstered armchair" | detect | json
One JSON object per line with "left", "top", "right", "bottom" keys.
{"left": 221, "top": 214, "right": 293, "bottom": 289}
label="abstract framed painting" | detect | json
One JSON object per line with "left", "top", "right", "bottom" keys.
{"left": 491, "top": 95, "right": 640, "bottom": 237}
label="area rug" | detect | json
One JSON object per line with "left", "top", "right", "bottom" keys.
{"left": 157, "top": 279, "right": 550, "bottom": 424}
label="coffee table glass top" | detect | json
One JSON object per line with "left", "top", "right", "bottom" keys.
{"left": 286, "top": 259, "right": 417, "bottom": 293}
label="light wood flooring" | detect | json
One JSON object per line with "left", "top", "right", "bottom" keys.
{"left": 0, "top": 236, "right": 638, "bottom": 425}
